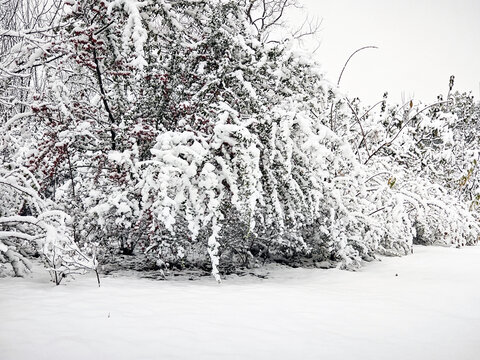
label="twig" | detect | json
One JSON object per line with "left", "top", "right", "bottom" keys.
{"left": 364, "top": 100, "right": 451, "bottom": 164}
{"left": 337, "top": 45, "right": 378, "bottom": 86}
{"left": 345, "top": 98, "right": 370, "bottom": 159}
{"left": 329, "top": 45, "right": 378, "bottom": 131}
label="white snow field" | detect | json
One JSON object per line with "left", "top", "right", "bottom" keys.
{"left": 1, "top": 245, "right": 480, "bottom": 360}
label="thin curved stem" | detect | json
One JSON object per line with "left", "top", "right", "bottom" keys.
{"left": 337, "top": 45, "right": 378, "bottom": 86}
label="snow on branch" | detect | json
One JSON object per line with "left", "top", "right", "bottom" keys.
{"left": 0, "top": 169, "right": 98, "bottom": 282}
{"left": 107, "top": 0, "right": 150, "bottom": 70}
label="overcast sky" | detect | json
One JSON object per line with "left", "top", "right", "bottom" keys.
{"left": 291, "top": 0, "right": 480, "bottom": 104}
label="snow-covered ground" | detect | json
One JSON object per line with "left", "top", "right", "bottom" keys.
{"left": 1, "top": 245, "right": 480, "bottom": 360}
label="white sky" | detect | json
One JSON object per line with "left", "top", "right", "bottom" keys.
{"left": 290, "top": 0, "right": 480, "bottom": 104}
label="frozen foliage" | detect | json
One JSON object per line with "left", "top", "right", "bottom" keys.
{"left": 0, "top": 0, "right": 479, "bottom": 282}
{"left": 0, "top": 167, "right": 97, "bottom": 282}
{"left": 335, "top": 91, "right": 480, "bottom": 248}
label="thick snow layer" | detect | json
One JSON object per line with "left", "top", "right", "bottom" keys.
{"left": 1, "top": 245, "right": 480, "bottom": 360}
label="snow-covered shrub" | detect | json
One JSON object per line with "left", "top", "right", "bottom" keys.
{"left": 0, "top": 167, "right": 97, "bottom": 282}
{"left": 1, "top": 0, "right": 478, "bottom": 282}
{"left": 339, "top": 87, "right": 480, "bottom": 250}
